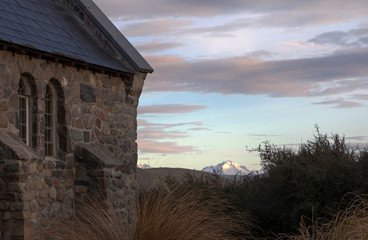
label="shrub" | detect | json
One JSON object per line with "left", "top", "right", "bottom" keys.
{"left": 232, "top": 127, "right": 368, "bottom": 235}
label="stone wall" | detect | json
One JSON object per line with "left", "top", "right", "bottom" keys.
{"left": 0, "top": 131, "right": 73, "bottom": 239}
{"left": 0, "top": 50, "right": 145, "bottom": 239}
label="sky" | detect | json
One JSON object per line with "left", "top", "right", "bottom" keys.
{"left": 94, "top": 0, "right": 368, "bottom": 170}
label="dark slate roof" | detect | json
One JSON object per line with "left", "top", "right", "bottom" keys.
{"left": 0, "top": 0, "right": 152, "bottom": 74}
{"left": 78, "top": 0, "right": 154, "bottom": 73}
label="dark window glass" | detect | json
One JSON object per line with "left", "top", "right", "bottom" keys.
{"left": 18, "top": 79, "right": 29, "bottom": 144}
{"left": 44, "top": 85, "right": 54, "bottom": 156}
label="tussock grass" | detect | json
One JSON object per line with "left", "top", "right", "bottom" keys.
{"left": 135, "top": 186, "right": 254, "bottom": 240}
{"left": 50, "top": 186, "right": 368, "bottom": 240}
{"left": 49, "top": 199, "right": 129, "bottom": 240}
{"left": 51, "top": 185, "right": 254, "bottom": 240}
{"left": 283, "top": 194, "right": 368, "bottom": 240}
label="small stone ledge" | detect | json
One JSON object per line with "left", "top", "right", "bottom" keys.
{"left": 74, "top": 143, "right": 120, "bottom": 169}
{"left": 0, "top": 130, "right": 39, "bottom": 160}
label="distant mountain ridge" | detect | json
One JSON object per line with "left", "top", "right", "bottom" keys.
{"left": 137, "top": 161, "right": 151, "bottom": 169}
{"left": 137, "top": 160, "right": 263, "bottom": 176}
{"left": 202, "top": 160, "right": 262, "bottom": 176}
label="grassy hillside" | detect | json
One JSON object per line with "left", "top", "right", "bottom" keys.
{"left": 136, "top": 167, "right": 219, "bottom": 189}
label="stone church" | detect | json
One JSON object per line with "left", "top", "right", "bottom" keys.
{"left": 0, "top": 0, "right": 153, "bottom": 239}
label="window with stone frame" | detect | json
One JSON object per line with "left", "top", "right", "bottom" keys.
{"left": 45, "top": 84, "right": 56, "bottom": 156}
{"left": 44, "top": 79, "right": 67, "bottom": 158}
{"left": 18, "top": 78, "right": 30, "bottom": 145}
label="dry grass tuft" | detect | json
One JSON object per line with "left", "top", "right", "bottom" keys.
{"left": 283, "top": 194, "right": 368, "bottom": 240}
{"left": 51, "top": 186, "right": 254, "bottom": 240}
{"left": 49, "top": 199, "right": 129, "bottom": 240}
{"left": 134, "top": 186, "right": 254, "bottom": 240}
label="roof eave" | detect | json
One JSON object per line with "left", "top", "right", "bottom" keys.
{"left": 0, "top": 40, "right": 135, "bottom": 78}
{"left": 76, "top": 0, "right": 154, "bottom": 74}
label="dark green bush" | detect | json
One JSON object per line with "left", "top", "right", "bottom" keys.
{"left": 167, "top": 127, "right": 368, "bottom": 237}
{"left": 237, "top": 127, "right": 368, "bottom": 236}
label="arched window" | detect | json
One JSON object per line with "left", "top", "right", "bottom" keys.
{"left": 18, "top": 78, "right": 30, "bottom": 144}
{"left": 17, "top": 73, "right": 38, "bottom": 148}
{"left": 44, "top": 79, "right": 67, "bottom": 158}
{"left": 45, "top": 84, "right": 56, "bottom": 156}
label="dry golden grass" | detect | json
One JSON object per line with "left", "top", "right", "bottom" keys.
{"left": 134, "top": 186, "right": 254, "bottom": 240}
{"left": 51, "top": 186, "right": 254, "bottom": 240}
{"left": 49, "top": 189, "right": 368, "bottom": 240}
{"left": 49, "top": 199, "right": 129, "bottom": 240}
{"left": 283, "top": 195, "right": 368, "bottom": 240}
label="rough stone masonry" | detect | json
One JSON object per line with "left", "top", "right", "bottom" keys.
{"left": 0, "top": 0, "right": 153, "bottom": 239}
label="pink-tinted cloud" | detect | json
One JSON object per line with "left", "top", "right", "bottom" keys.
{"left": 135, "top": 41, "right": 184, "bottom": 53}
{"left": 138, "top": 104, "right": 207, "bottom": 114}
{"left": 187, "top": 127, "right": 212, "bottom": 131}
{"left": 138, "top": 140, "right": 195, "bottom": 154}
{"left": 312, "top": 98, "right": 362, "bottom": 108}
{"left": 95, "top": 0, "right": 367, "bottom": 28}
{"left": 138, "top": 119, "right": 202, "bottom": 127}
{"left": 143, "top": 49, "right": 368, "bottom": 97}
{"left": 120, "top": 19, "right": 192, "bottom": 37}
{"left": 138, "top": 120, "right": 203, "bottom": 139}
{"left": 138, "top": 128, "right": 188, "bottom": 139}
{"left": 137, "top": 120, "right": 204, "bottom": 153}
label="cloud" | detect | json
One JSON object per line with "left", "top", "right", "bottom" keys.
{"left": 94, "top": 0, "right": 254, "bottom": 19}
{"left": 139, "top": 128, "right": 188, "bottom": 139}
{"left": 94, "top": 0, "right": 367, "bottom": 28}
{"left": 281, "top": 141, "right": 368, "bottom": 149}
{"left": 351, "top": 143, "right": 368, "bottom": 148}
{"left": 312, "top": 98, "right": 362, "bottom": 108}
{"left": 179, "top": 18, "right": 252, "bottom": 37}
{"left": 138, "top": 120, "right": 203, "bottom": 139}
{"left": 248, "top": 134, "right": 280, "bottom": 137}
{"left": 246, "top": 50, "right": 275, "bottom": 59}
{"left": 138, "top": 104, "right": 207, "bottom": 114}
{"left": 143, "top": 48, "right": 368, "bottom": 97}
{"left": 120, "top": 17, "right": 252, "bottom": 39}
{"left": 353, "top": 94, "right": 368, "bottom": 100}
{"left": 138, "top": 119, "right": 202, "bottom": 127}
{"left": 187, "top": 127, "right": 212, "bottom": 131}
{"left": 345, "top": 136, "right": 368, "bottom": 141}
{"left": 135, "top": 41, "right": 184, "bottom": 53}
{"left": 137, "top": 119, "right": 204, "bottom": 153}
{"left": 247, "top": 133, "right": 280, "bottom": 141}
{"left": 120, "top": 19, "right": 192, "bottom": 37}
{"left": 137, "top": 139, "right": 195, "bottom": 154}
{"left": 309, "top": 28, "right": 368, "bottom": 47}
{"left": 280, "top": 42, "right": 315, "bottom": 48}
{"left": 255, "top": 8, "right": 367, "bottom": 28}
{"left": 310, "top": 79, "right": 368, "bottom": 96}
{"left": 309, "top": 31, "right": 353, "bottom": 46}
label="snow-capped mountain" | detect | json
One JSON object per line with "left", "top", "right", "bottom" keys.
{"left": 137, "top": 161, "right": 151, "bottom": 169}
{"left": 201, "top": 161, "right": 251, "bottom": 176}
